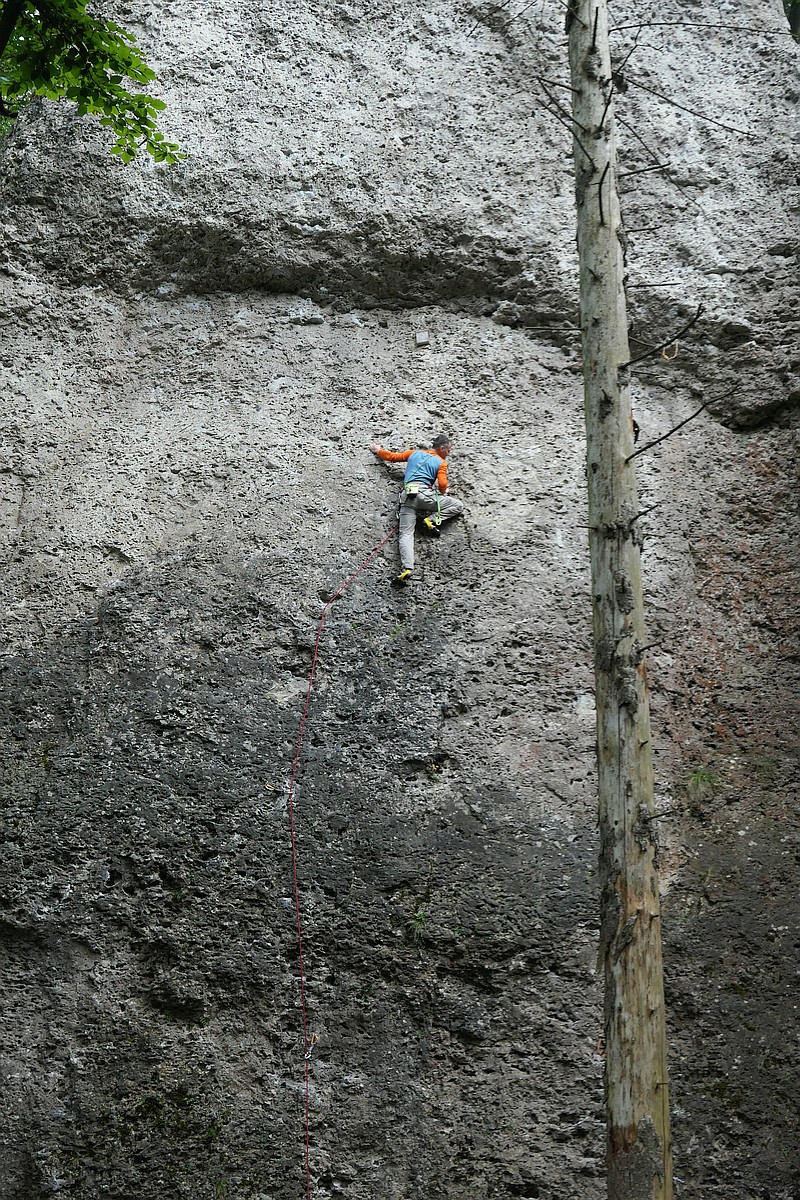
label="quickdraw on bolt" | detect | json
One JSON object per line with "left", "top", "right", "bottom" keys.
{"left": 661, "top": 342, "right": 679, "bottom": 361}
{"left": 305, "top": 1033, "right": 319, "bottom": 1061}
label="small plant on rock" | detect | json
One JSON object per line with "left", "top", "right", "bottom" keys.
{"left": 404, "top": 905, "right": 428, "bottom": 946}
{"left": 686, "top": 765, "right": 721, "bottom": 815}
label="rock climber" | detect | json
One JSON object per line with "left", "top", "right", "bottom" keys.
{"left": 369, "top": 435, "right": 464, "bottom": 587}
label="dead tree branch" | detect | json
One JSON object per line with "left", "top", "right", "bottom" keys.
{"left": 536, "top": 78, "right": 597, "bottom": 166}
{"left": 598, "top": 160, "right": 609, "bottom": 224}
{"left": 618, "top": 162, "right": 671, "bottom": 178}
{"left": 622, "top": 304, "right": 704, "bottom": 368}
{"left": 465, "top": 0, "right": 515, "bottom": 39}
{"left": 611, "top": 21, "right": 790, "bottom": 35}
{"left": 623, "top": 73, "right": 756, "bottom": 138}
{"left": 625, "top": 404, "right": 708, "bottom": 462}
{"left": 626, "top": 384, "right": 740, "bottom": 462}
{"left": 616, "top": 114, "right": 704, "bottom": 211}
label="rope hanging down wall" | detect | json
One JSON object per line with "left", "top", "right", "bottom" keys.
{"left": 285, "top": 523, "right": 399, "bottom": 1200}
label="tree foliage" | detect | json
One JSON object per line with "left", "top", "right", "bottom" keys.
{"left": 0, "top": 0, "right": 182, "bottom": 162}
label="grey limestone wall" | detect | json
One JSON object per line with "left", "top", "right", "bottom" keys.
{"left": 0, "top": 2, "right": 798, "bottom": 1198}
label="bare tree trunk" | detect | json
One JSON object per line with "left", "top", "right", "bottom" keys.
{"left": 566, "top": 3, "right": 673, "bottom": 1197}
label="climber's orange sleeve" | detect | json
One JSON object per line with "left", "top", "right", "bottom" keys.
{"left": 376, "top": 449, "right": 413, "bottom": 463}
{"left": 436, "top": 459, "right": 448, "bottom": 494}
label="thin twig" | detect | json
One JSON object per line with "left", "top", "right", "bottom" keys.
{"left": 614, "top": 26, "right": 643, "bottom": 73}
{"left": 537, "top": 93, "right": 583, "bottom": 137}
{"left": 599, "top": 80, "right": 615, "bottom": 132}
{"left": 598, "top": 161, "right": 609, "bottom": 225}
{"left": 631, "top": 503, "right": 663, "bottom": 521}
{"left": 497, "top": 0, "right": 539, "bottom": 35}
{"left": 537, "top": 77, "right": 586, "bottom": 129}
{"left": 465, "top": 0, "right": 575, "bottom": 39}
{"left": 538, "top": 76, "right": 578, "bottom": 92}
{"left": 622, "top": 304, "right": 704, "bottom": 368}
{"left": 616, "top": 114, "right": 704, "bottom": 211}
{"left": 490, "top": 80, "right": 586, "bottom": 135}
{"left": 625, "top": 403, "right": 708, "bottom": 462}
{"left": 618, "top": 162, "right": 671, "bottom": 178}
{"left": 610, "top": 21, "right": 789, "bottom": 35}
{"left": 536, "top": 80, "right": 596, "bottom": 166}
{"left": 624, "top": 73, "right": 755, "bottom": 139}
{"left": 564, "top": 0, "right": 589, "bottom": 32}
{"left": 465, "top": 0, "right": 515, "bottom": 39}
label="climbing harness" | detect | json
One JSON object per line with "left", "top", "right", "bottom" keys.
{"left": 285, "top": 522, "right": 398, "bottom": 1200}
{"left": 403, "top": 482, "right": 443, "bottom": 526}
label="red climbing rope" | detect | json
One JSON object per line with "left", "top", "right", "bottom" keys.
{"left": 286, "top": 523, "right": 398, "bottom": 1200}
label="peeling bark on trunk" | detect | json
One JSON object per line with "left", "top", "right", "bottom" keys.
{"left": 566, "top": 4, "right": 673, "bottom": 1198}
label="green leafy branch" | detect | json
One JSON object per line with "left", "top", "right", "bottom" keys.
{"left": 0, "top": 0, "right": 183, "bottom": 162}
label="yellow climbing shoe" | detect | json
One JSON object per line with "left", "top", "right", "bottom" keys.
{"left": 422, "top": 517, "right": 441, "bottom": 538}
{"left": 392, "top": 568, "right": 413, "bottom": 588}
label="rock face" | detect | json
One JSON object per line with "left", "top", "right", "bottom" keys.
{"left": 0, "top": 2, "right": 798, "bottom": 1199}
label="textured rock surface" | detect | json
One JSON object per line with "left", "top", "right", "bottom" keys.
{"left": 0, "top": 1, "right": 798, "bottom": 1198}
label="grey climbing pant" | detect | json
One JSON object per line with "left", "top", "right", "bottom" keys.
{"left": 398, "top": 487, "right": 464, "bottom": 570}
